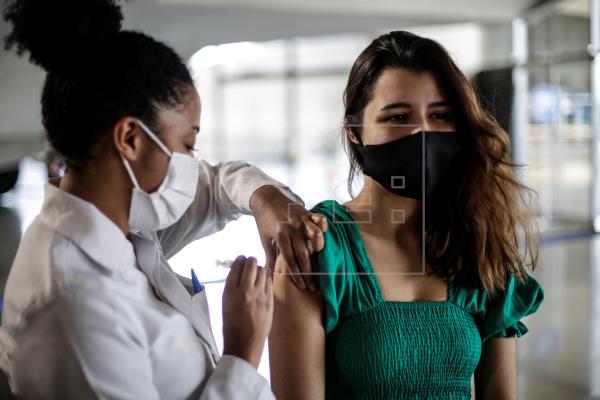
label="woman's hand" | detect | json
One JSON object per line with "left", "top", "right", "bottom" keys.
{"left": 222, "top": 256, "right": 273, "bottom": 369}
{"left": 250, "top": 185, "right": 328, "bottom": 292}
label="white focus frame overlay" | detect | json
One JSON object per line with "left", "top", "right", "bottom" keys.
{"left": 282, "top": 123, "right": 429, "bottom": 277}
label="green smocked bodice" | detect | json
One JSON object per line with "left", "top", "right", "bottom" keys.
{"left": 310, "top": 200, "right": 544, "bottom": 400}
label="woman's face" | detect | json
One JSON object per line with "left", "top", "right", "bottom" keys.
{"left": 135, "top": 85, "right": 201, "bottom": 193}
{"left": 352, "top": 68, "right": 456, "bottom": 145}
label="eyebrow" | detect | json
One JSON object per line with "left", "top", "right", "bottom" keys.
{"left": 380, "top": 101, "right": 450, "bottom": 111}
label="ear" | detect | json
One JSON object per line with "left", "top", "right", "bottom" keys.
{"left": 344, "top": 126, "right": 363, "bottom": 145}
{"left": 113, "top": 117, "right": 142, "bottom": 162}
{"left": 347, "top": 128, "right": 362, "bottom": 145}
{"left": 344, "top": 115, "right": 362, "bottom": 145}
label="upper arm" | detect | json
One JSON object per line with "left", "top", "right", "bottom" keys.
{"left": 475, "top": 337, "right": 517, "bottom": 400}
{"left": 157, "top": 160, "right": 245, "bottom": 257}
{"left": 269, "top": 254, "right": 326, "bottom": 400}
{"left": 157, "top": 160, "right": 299, "bottom": 258}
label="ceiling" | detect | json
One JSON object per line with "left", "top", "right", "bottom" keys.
{"left": 0, "top": 0, "right": 581, "bottom": 137}
{"left": 120, "top": 0, "right": 544, "bottom": 57}
{"left": 150, "top": 0, "right": 541, "bottom": 21}
{"left": 0, "top": 0, "right": 563, "bottom": 60}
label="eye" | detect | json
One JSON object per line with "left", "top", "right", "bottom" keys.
{"left": 431, "top": 111, "right": 450, "bottom": 121}
{"left": 387, "top": 114, "right": 408, "bottom": 122}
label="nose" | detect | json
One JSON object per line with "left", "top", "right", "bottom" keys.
{"left": 408, "top": 110, "right": 430, "bottom": 134}
{"left": 409, "top": 122, "right": 430, "bottom": 134}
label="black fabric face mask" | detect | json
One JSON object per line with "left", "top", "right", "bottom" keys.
{"left": 356, "top": 131, "right": 464, "bottom": 200}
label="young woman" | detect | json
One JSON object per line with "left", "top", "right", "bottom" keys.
{"left": 269, "top": 31, "right": 544, "bottom": 399}
{"left": 0, "top": 0, "right": 325, "bottom": 398}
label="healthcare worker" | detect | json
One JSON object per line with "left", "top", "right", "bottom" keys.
{"left": 0, "top": 0, "right": 326, "bottom": 399}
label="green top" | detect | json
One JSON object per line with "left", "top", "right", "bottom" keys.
{"left": 310, "top": 200, "right": 544, "bottom": 400}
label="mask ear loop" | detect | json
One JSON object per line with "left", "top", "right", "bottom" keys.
{"left": 135, "top": 119, "right": 173, "bottom": 157}
{"left": 121, "top": 119, "right": 173, "bottom": 191}
{"left": 121, "top": 156, "right": 142, "bottom": 190}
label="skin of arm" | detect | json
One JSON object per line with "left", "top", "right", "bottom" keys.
{"left": 474, "top": 337, "right": 517, "bottom": 400}
{"left": 268, "top": 254, "right": 326, "bottom": 400}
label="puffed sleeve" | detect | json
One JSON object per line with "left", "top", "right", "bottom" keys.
{"left": 310, "top": 201, "right": 380, "bottom": 334}
{"left": 451, "top": 272, "right": 544, "bottom": 342}
{"left": 157, "top": 159, "right": 304, "bottom": 258}
{"left": 310, "top": 201, "right": 349, "bottom": 334}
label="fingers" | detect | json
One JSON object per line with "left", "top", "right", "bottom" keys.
{"left": 277, "top": 233, "right": 307, "bottom": 291}
{"left": 305, "top": 213, "right": 326, "bottom": 254}
{"left": 310, "top": 213, "right": 328, "bottom": 233}
{"left": 303, "top": 214, "right": 324, "bottom": 245}
{"left": 263, "top": 210, "right": 328, "bottom": 292}
{"left": 226, "top": 255, "right": 246, "bottom": 288}
{"left": 261, "top": 237, "right": 277, "bottom": 272}
{"left": 221, "top": 253, "right": 273, "bottom": 369}
{"left": 290, "top": 231, "right": 316, "bottom": 292}
{"left": 240, "top": 257, "right": 258, "bottom": 289}
{"left": 255, "top": 264, "right": 267, "bottom": 290}
{"left": 310, "top": 230, "right": 325, "bottom": 254}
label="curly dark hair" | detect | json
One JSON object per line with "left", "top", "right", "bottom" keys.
{"left": 342, "top": 31, "right": 539, "bottom": 295}
{"left": 3, "top": 0, "right": 194, "bottom": 168}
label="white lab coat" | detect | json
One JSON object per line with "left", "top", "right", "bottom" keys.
{"left": 0, "top": 160, "right": 302, "bottom": 400}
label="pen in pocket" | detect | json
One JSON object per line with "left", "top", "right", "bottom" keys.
{"left": 190, "top": 268, "right": 204, "bottom": 294}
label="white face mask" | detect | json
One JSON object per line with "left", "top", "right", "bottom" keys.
{"left": 121, "top": 119, "right": 199, "bottom": 231}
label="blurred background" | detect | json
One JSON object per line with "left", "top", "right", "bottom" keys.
{"left": 1, "top": 0, "right": 599, "bottom": 398}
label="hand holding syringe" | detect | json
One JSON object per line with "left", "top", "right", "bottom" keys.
{"left": 215, "top": 241, "right": 318, "bottom": 275}
{"left": 216, "top": 258, "right": 285, "bottom": 274}
{"left": 216, "top": 245, "right": 281, "bottom": 273}
{"left": 219, "top": 255, "right": 273, "bottom": 368}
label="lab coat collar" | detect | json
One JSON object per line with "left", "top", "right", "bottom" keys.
{"left": 39, "top": 183, "right": 135, "bottom": 275}
{"left": 128, "top": 233, "right": 221, "bottom": 364}
{"left": 40, "top": 183, "right": 221, "bottom": 363}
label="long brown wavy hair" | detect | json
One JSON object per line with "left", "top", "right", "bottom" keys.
{"left": 342, "top": 31, "right": 538, "bottom": 296}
